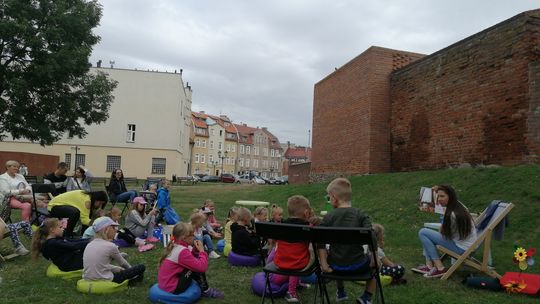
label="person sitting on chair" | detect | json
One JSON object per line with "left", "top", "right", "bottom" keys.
{"left": 107, "top": 169, "right": 137, "bottom": 203}
{"left": 66, "top": 165, "right": 93, "bottom": 192}
{"left": 44, "top": 162, "right": 69, "bottom": 194}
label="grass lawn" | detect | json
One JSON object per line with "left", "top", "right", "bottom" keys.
{"left": 1, "top": 165, "right": 539, "bottom": 303}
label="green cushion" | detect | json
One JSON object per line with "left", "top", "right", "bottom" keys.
{"left": 76, "top": 279, "right": 129, "bottom": 294}
{"left": 46, "top": 264, "right": 83, "bottom": 280}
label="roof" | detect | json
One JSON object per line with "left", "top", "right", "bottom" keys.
{"left": 234, "top": 123, "right": 258, "bottom": 145}
{"left": 284, "top": 147, "right": 312, "bottom": 159}
{"left": 192, "top": 118, "right": 207, "bottom": 129}
{"left": 261, "top": 128, "right": 282, "bottom": 150}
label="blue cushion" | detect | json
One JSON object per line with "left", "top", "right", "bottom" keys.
{"left": 148, "top": 281, "right": 201, "bottom": 304}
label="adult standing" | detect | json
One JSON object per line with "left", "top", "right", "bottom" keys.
{"left": 415, "top": 185, "right": 477, "bottom": 278}
{"left": 66, "top": 165, "right": 93, "bottom": 192}
{"left": 107, "top": 169, "right": 137, "bottom": 203}
{"left": 48, "top": 190, "right": 108, "bottom": 237}
{"left": 0, "top": 160, "right": 35, "bottom": 221}
{"left": 44, "top": 162, "right": 69, "bottom": 194}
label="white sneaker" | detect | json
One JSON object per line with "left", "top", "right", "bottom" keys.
{"left": 15, "top": 245, "right": 29, "bottom": 256}
{"left": 209, "top": 251, "right": 220, "bottom": 259}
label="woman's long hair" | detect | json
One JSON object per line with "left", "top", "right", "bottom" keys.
{"left": 159, "top": 222, "right": 193, "bottom": 266}
{"left": 439, "top": 185, "right": 473, "bottom": 240}
{"left": 83, "top": 190, "right": 108, "bottom": 220}
{"left": 75, "top": 167, "right": 87, "bottom": 181}
{"left": 31, "top": 218, "right": 60, "bottom": 262}
{"left": 110, "top": 168, "right": 124, "bottom": 181}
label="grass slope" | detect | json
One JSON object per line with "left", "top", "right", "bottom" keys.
{"left": 1, "top": 165, "right": 539, "bottom": 303}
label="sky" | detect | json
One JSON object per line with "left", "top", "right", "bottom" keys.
{"left": 89, "top": 0, "right": 539, "bottom": 146}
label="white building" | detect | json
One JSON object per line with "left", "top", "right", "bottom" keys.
{"left": 0, "top": 67, "right": 192, "bottom": 179}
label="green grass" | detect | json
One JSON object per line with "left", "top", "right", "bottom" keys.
{"left": 2, "top": 165, "right": 540, "bottom": 303}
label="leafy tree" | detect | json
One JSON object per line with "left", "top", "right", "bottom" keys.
{"left": 0, "top": 0, "right": 117, "bottom": 145}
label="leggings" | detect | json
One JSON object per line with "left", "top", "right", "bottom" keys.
{"left": 9, "top": 197, "right": 32, "bottom": 222}
{"left": 380, "top": 265, "right": 405, "bottom": 280}
{"left": 49, "top": 205, "right": 80, "bottom": 238}
{"left": 174, "top": 270, "right": 209, "bottom": 294}
{"left": 112, "top": 264, "right": 146, "bottom": 284}
{"left": 6, "top": 221, "right": 33, "bottom": 248}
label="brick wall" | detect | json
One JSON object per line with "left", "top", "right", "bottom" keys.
{"left": 0, "top": 151, "right": 59, "bottom": 176}
{"left": 288, "top": 162, "right": 311, "bottom": 184}
{"left": 312, "top": 47, "right": 424, "bottom": 176}
{"left": 390, "top": 10, "right": 540, "bottom": 171}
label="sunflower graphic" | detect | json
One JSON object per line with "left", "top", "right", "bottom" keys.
{"left": 514, "top": 247, "right": 527, "bottom": 262}
{"left": 504, "top": 281, "right": 526, "bottom": 294}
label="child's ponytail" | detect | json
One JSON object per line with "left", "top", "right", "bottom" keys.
{"left": 31, "top": 218, "right": 59, "bottom": 262}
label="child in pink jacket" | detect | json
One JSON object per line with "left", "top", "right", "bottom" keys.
{"left": 157, "top": 222, "right": 224, "bottom": 298}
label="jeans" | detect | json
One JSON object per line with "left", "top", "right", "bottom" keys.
{"left": 115, "top": 190, "right": 137, "bottom": 203}
{"left": 195, "top": 234, "right": 214, "bottom": 252}
{"left": 418, "top": 228, "right": 465, "bottom": 260}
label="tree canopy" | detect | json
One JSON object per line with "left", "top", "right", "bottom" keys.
{"left": 0, "top": 0, "right": 117, "bottom": 145}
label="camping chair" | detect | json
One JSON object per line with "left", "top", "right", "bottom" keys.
{"left": 311, "top": 226, "right": 385, "bottom": 304}
{"left": 30, "top": 183, "right": 56, "bottom": 227}
{"left": 436, "top": 201, "right": 514, "bottom": 280}
{"left": 254, "top": 222, "right": 321, "bottom": 304}
{"left": 104, "top": 183, "right": 130, "bottom": 215}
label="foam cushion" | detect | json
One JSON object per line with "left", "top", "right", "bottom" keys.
{"left": 76, "top": 279, "right": 129, "bottom": 294}
{"left": 228, "top": 251, "right": 261, "bottom": 267}
{"left": 46, "top": 264, "right": 83, "bottom": 280}
{"left": 251, "top": 272, "right": 288, "bottom": 297}
{"left": 148, "top": 281, "right": 201, "bottom": 304}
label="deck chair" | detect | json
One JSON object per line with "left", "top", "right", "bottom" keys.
{"left": 30, "top": 183, "right": 56, "bottom": 226}
{"left": 311, "top": 226, "right": 385, "bottom": 304}
{"left": 437, "top": 201, "right": 514, "bottom": 280}
{"left": 254, "top": 222, "right": 321, "bottom": 304}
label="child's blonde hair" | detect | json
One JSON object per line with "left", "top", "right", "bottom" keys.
{"left": 31, "top": 218, "right": 60, "bottom": 262}
{"left": 190, "top": 211, "right": 206, "bottom": 227}
{"left": 326, "top": 177, "right": 352, "bottom": 202}
{"left": 159, "top": 222, "right": 194, "bottom": 266}
{"left": 270, "top": 204, "right": 283, "bottom": 218}
{"left": 227, "top": 207, "right": 239, "bottom": 223}
{"left": 107, "top": 207, "right": 122, "bottom": 218}
{"left": 254, "top": 206, "right": 268, "bottom": 218}
{"left": 287, "top": 195, "right": 311, "bottom": 218}
{"left": 204, "top": 199, "right": 214, "bottom": 208}
{"left": 236, "top": 207, "right": 252, "bottom": 224}
{"left": 372, "top": 223, "right": 385, "bottom": 247}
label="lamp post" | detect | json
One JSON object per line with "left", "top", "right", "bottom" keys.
{"left": 210, "top": 160, "right": 217, "bottom": 176}
{"left": 70, "top": 145, "right": 80, "bottom": 168}
{"left": 217, "top": 150, "right": 228, "bottom": 176}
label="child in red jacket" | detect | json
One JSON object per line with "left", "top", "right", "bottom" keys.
{"left": 274, "top": 195, "right": 315, "bottom": 302}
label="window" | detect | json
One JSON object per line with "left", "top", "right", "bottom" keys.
{"left": 232, "top": 145, "right": 236, "bottom": 152}
{"left": 246, "top": 146, "right": 251, "bottom": 154}
{"left": 196, "top": 127, "right": 206, "bottom": 135}
{"left": 106, "top": 155, "right": 121, "bottom": 172}
{"left": 211, "top": 129, "right": 214, "bottom": 135}
{"left": 245, "top": 159, "right": 250, "bottom": 167}
{"left": 127, "top": 124, "right": 136, "bottom": 142}
{"left": 239, "top": 158, "right": 244, "bottom": 167}
{"left": 254, "top": 159, "right": 258, "bottom": 168}
{"left": 218, "top": 142, "right": 222, "bottom": 150}
{"left": 263, "top": 160, "right": 267, "bottom": 168}
{"left": 210, "top": 141, "right": 214, "bottom": 149}
{"left": 195, "top": 154, "right": 200, "bottom": 163}
{"left": 254, "top": 147, "right": 258, "bottom": 155}
{"left": 151, "top": 158, "right": 166, "bottom": 174}
{"left": 195, "top": 139, "right": 200, "bottom": 147}
{"left": 231, "top": 157, "right": 235, "bottom": 165}
{"left": 209, "top": 154, "right": 214, "bottom": 162}
{"left": 75, "top": 154, "right": 86, "bottom": 167}
{"left": 226, "top": 144, "right": 230, "bottom": 152}
{"left": 263, "top": 148, "right": 268, "bottom": 156}
{"left": 200, "top": 154, "right": 206, "bottom": 164}
{"left": 240, "top": 145, "right": 244, "bottom": 154}
{"left": 219, "top": 130, "right": 223, "bottom": 136}
{"left": 64, "top": 154, "right": 72, "bottom": 170}
{"left": 202, "top": 140, "right": 206, "bottom": 148}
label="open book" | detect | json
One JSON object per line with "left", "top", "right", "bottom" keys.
{"left": 418, "top": 186, "right": 446, "bottom": 214}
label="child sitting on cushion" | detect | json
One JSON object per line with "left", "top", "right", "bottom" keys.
{"left": 31, "top": 218, "right": 89, "bottom": 271}
{"left": 366, "top": 223, "right": 406, "bottom": 284}
{"left": 157, "top": 222, "right": 224, "bottom": 298}
{"left": 190, "top": 211, "right": 220, "bottom": 259}
{"left": 231, "top": 207, "right": 260, "bottom": 257}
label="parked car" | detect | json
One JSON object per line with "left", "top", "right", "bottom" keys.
{"left": 280, "top": 175, "right": 288, "bottom": 184}
{"left": 220, "top": 173, "right": 236, "bottom": 183}
{"left": 236, "top": 174, "right": 252, "bottom": 184}
{"left": 259, "top": 176, "right": 272, "bottom": 184}
{"left": 269, "top": 177, "right": 283, "bottom": 185}
{"left": 201, "top": 175, "right": 219, "bottom": 182}
{"left": 253, "top": 176, "right": 266, "bottom": 184}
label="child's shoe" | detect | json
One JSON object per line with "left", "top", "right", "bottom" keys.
{"left": 146, "top": 236, "right": 160, "bottom": 243}
{"left": 411, "top": 264, "right": 431, "bottom": 274}
{"left": 336, "top": 289, "right": 348, "bottom": 302}
{"left": 298, "top": 282, "right": 311, "bottom": 289}
{"left": 138, "top": 244, "right": 154, "bottom": 252}
{"left": 209, "top": 251, "right": 220, "bottom": 259}
{"left": 356, "top": 296, "right": 372, "bottom": 304}
{"left": 424, "top": 267, "right": 447, "bottom": 278}
{"left": 15, "top": 245, "right": 29, "bottom": 256}
{"left": 202, "top": 288, "right": 224, "bottom": 298}
{"left": 284, "top": 291, "right": 299, "bottom": 303}
{"left": 135, "top": 238, "right": 146, "bottom": 247}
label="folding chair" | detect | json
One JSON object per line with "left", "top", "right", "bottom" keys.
{"left": 437, "top": 201, "right": 514, "bottom": 280}
{"left": 311, "top": 226, "right": 385, "bottom": 304}
{"left": 105, "top": 184, "right": 130, "bottom": 215}
{"left": 30, "top": 183, "right": 56, "bottom": 226}
{"left": 254, "top": 222, "right": 321, "bottom": 304}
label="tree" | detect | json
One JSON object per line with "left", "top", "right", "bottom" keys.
{"left": 0, "top": 0, "right": 117, "bottom": 145}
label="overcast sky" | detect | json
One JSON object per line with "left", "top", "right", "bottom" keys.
{"left": 90, "top": 1, "right": 538, "bottom": 146}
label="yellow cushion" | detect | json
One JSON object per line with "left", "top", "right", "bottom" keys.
{"left": 46, "top": 264, "right": 83, "bottom": 280}
{"left": 224, "top": 244, "right": 232, "bottom": 257}
{"left": 76, "top": 279, "right": 129, "bottom": 294}
{"left": 356, "top": 275, "right": 392, "bottom": 286}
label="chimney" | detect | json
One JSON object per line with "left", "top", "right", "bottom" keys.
{"left": 287, "top": 141, "right": 290, "bottom": 148}
{"left": 200, "top": 111, "right": 205, "bottom": 114}
{"left": 262, "top": 127, "right": 267, "bottom": 131}
{"left": 97, "top": 60, "right": 102, "bottom": 68}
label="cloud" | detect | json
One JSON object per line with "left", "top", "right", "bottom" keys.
{"left": 90, "top": 0, "right": 539, "bottom": 145}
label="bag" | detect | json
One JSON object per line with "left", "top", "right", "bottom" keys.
{"left": 463, "top": 275, "right": 501, "bottom": 291}
{"left": 500, "top": 272, "right": 540, "bottom": 296}
{"left": 163, "top": 207, "right": 180, "bottom": 225}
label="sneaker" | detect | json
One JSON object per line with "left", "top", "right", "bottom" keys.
{"left": 202, "top": 288, "right": 224, "bottom": 298}
{"left": 424, "top": 267, "right": 447, "bottom": 278}
{"left": 209, "top": 251, "right": 220, "bottom": 259}
{"left": 138, "top": 244, "right": 154, "bottom": 252}
{"left": 146, "top": 236, "right": 160, "bottom": 243}
{"left": 298, "top": 282, "right": 311, "bottom": 289}
{"left": 336, "top": 289, "right": 348, "bottom": 302}
{"left": 411, "top": 264, "right": 431, "bottom": 274}
{"left": 356, "top": 296, "right": 372, "bottom": 304}
{"left": 284, "top": 291, "right": 299, "bottom": 303}
{"left": 15, "top": 245, "right": 29, "bottom": 256}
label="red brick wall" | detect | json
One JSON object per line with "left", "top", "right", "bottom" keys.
{"left": 0, "top": 151, "right": 59, "bottom": 176}
{"left": 312, "top": 47, "right": 424, "bottom": 176}
{"left": 289, "top": 162, "right": 311, "bottom": 184}
{"left": 390, "top": 10, "right": 540, "bottom": 171}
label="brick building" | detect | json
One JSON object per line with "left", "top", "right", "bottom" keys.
{"left": 312, "top": 9, "right": 540, "bottom": 179}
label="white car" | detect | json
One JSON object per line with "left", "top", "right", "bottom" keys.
{"left": 253, "top": 176, "right": 266, "bottom": 184}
